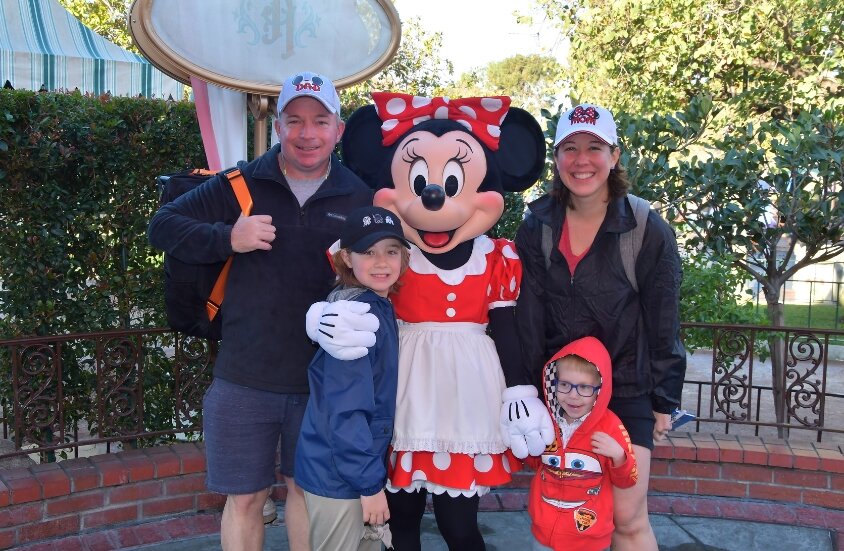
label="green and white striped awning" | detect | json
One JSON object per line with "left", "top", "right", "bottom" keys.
{"left": 0, "top": 0, "right": 183, "bottom": 98}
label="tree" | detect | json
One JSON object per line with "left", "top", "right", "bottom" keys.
{"left": 606, "top": 98, "right": 844, "bottom": 328}
{"left": 524, "top": 0, "right": 844, "bottom": 120}
{"left": 340, "top": 17, "right": 453, "bottom": 113}
{"left": 612, "top": 97, "right": 843, "bottom": 430}
{"left": 444, "top": 54, "right": 564, "bottom": 117}
{"left": 58, "top": 0, "right": 136, "bottom": 52}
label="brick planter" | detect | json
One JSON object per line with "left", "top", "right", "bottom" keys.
{"left": 0, "top": 443, "right": 238, "bottom": 550}
{"left": 648, "top": 434, "right": 844, "bottom": 549}
{"left": 0, "top": 436, "right": 842, "bottom": 550}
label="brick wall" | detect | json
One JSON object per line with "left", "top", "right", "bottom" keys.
{"left": 484, "top": 433, "right": 844, "bottom": 550}
{"left": 0, "top": 437, "right": 842, "bottom": 550}
{"left": 0, "top": 443, "right": 237, "bottom": 550}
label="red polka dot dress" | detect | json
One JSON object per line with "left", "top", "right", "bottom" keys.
{"left": 387, "top": 235, "right": 522, "bottom": 496}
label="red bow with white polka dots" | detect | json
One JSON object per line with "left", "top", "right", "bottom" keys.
{"left": 372, "top": 92, "right": 511, "bottom": 151}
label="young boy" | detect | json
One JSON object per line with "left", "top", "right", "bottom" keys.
{"left": 526, "top": 336, "right": 639, "bottom": 551}
{"left": 294, "top": 206, "right": 410, "bottom": 551}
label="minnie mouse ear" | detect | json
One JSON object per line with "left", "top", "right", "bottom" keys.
{"left": 495, "top": 108, "right": 546, "bottom": 193}
{"left": 341, "top": 105, "right": 394, "bottom": 190}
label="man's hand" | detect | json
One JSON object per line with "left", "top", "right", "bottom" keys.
{"left": 500, "top": 385, "right": 555, "bottom": 459}
{"left": 305, "top": 300, "right": 379, "bottom": 360}
{"left": 231, "top": 214, "right": 276, "bottom": 253}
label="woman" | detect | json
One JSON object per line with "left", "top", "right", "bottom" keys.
{"left": 515, "top": 103, "right": 687, "bottom": 551}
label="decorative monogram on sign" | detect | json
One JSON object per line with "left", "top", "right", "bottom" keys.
{"left": 235, "top": 0, "right": 320, "bottom": 58}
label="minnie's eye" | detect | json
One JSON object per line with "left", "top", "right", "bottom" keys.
{"left": 442, "top": 160, "right": 464, "bottom": 197}
{"left": 409, "top": 158, "right": 429, "bottom": 196}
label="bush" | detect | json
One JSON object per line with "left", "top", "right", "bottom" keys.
{"left": 0, "top": 89, "right": 206, "bottom": 454}
{"left": 679, "top": 249, "right": 769, "bottom": 354}
{"left": 0, "top": 89, "right": 206, "bottom": 337}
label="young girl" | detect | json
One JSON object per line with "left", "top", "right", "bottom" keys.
{"left": 294, "top": 206, "right": 410, "bottom": 551}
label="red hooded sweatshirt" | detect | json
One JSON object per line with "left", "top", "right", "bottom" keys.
{"left": 526, "top": 336, "right": 638, "bottom": 551}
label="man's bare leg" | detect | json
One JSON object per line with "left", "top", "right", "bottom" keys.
{"left": 221, "top": 487, "right": 269, "bottom": 551}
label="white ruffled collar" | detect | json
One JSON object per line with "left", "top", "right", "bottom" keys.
{"left": 408, "top": 235, "right": 494, "bottom": 286}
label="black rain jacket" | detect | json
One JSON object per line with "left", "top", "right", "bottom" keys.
{"left": 514, "top": 193, "right": 686, "bottom": 413}
{"left": 148, "top": 145, "right": 373, "bottom": 393}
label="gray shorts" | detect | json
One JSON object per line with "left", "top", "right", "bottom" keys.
{"left": 202, "top": 378, "right": 307, "bottom": 495}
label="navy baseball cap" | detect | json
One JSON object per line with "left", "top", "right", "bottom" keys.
{"left": 340, "top": 206, "right": 411, "bottom": 253}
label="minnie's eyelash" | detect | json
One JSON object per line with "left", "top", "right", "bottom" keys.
{"left": 402, "top": 147, "right": 421, "bottom": 164}
{"left": 452, "top": 148, "right": 470, "bottom": 164}
{"left": 402, "top": 145, "right": 471, "bottom": 164}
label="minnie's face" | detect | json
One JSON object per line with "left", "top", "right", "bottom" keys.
{"left": 373, "top": 130, "right": 504, "bottom": 254}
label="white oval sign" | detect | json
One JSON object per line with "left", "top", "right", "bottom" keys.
{"left": 129, "top": 0, "right": 401, "bottom": 93}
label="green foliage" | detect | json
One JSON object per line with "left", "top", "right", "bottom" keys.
{"left": 340, "top": 17, "right": 454, "bottom": 113}
{"left": 0, "top": 89, "right": 205, "bottom": 336}
{"left": 444, "top": 54, "right": 565, "bottom": 117}
{"left": 527, "top": 0, "right": 844, "bottom": 121}
{"left": 489, "top": 192, "right": 526, "bottom": 241}
{"left": 679, "top": 250, "right": 768, "bottom": 351}
{"left": 58, "top": 0, "right": 136, "bottom": 53}
{"left": 664, "top": 108, "right": 844, "bottom": 327}
{"left": 0, "top": 89, "right": 205, "bottom": 453}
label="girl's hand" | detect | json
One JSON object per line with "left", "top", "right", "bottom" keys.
{"left": 591, "top": 431, "right": 625, "bottom": 466}
{"left": 361, "top": 490, "right": 390, "bottom": 526}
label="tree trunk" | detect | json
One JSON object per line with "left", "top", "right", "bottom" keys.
{"left": 765, "top": 296, "right": 787, "bottom": 439}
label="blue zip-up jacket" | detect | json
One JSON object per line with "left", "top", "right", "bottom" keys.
{"left": 148, "top": 145, "right": 373, "bottom": 393}
{"left": 294, "top": 287, "right": 399, "bottom": 498}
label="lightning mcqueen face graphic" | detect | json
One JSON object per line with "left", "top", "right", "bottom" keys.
{"left": 539, "top": 450, "right": 603, "bottom": 510}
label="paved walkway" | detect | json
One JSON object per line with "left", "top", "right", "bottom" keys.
{"left": 134, "top": 508, "right": 835, "bottom": 551}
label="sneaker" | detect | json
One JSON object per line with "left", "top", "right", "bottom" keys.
{"left": 263, "top": 496, "right": 278, "bottom": 524}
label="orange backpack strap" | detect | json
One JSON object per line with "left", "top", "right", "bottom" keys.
{"left": 206, "top": 169, "right": 252, "bottom": 322}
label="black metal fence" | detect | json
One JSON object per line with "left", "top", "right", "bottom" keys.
{"left": 1, "top": 324, "right": 842, "bottom": 461}
{"left": 680, "top": 323, "right": 844, "bottom": 443}
{"left": 0, "top": 329, "right": 216, "bottom": 461}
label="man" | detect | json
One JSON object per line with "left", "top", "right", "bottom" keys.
{"left": 148, "top": 71, "right": 373, "bottom": 551}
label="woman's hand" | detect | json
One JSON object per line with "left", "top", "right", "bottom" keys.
{"left": 361, "top": 490, "right": 390, "bottom": 526}
{"left": 653, "top": 411, "right": 672, "bottom": 441}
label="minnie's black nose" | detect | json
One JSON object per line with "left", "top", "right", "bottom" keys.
{"left": 421, "top": 185, "right": 445, "bottom": 211}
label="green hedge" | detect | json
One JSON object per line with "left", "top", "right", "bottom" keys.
{"left": 0, "top": 89, "right": 206, "bottom": 337}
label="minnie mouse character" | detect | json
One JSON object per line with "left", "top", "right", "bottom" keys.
{"left": 310, "top": 92, "right": 554, "bottom": 549}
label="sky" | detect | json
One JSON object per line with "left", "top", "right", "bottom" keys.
{"left": 391, "top": 0, "right": 568, "bottom": 79}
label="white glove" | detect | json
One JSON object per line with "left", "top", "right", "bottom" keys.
{"left": 305, "top": 301, "right": 329, "bottom": 342}
{"left": 308, "top": 299, "right": 379, "bottom": 361}
{"left": 500, "top": 385, "right": 555, "bottom": 459}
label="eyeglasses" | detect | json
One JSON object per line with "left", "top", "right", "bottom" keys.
{"left": 552, "top": 379, "right": 601, "bottom": 397}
